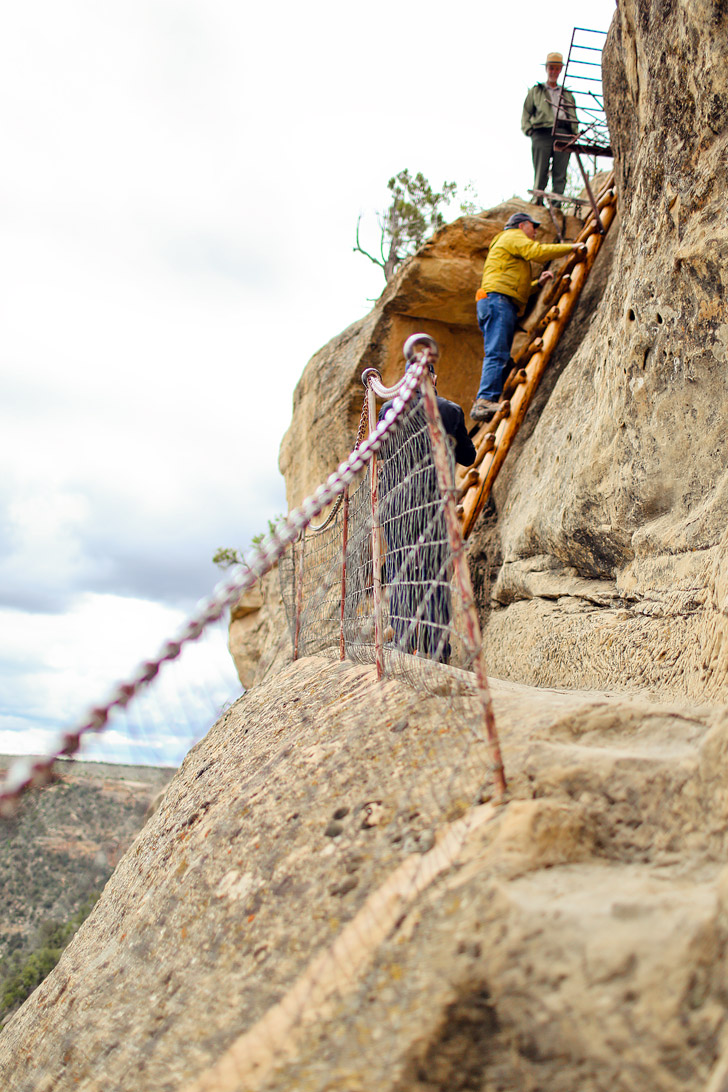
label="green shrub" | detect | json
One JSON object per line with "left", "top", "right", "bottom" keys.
{"left": 0, "top": 892, "right": 100, "bottom": 1027}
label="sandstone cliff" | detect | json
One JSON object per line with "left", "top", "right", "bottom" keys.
{"left": 478, "top": 0, "right": 728, "bottom": 703}
{"left": 4, "top": 1, "right": 728, "bottom": 1090}
{"left": 276, "top": 0, "right": 728, "bottom": 707}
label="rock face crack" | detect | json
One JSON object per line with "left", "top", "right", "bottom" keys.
{"left": 492, "top": 555, "right": 621, "bottom": 608}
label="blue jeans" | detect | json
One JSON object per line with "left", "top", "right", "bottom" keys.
{"left": 476, "top": 292, "right": 519, "bottom": 401}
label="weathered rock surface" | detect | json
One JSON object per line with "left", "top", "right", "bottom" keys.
{"left": 3, "top": 655, "right": 728, "bottom": 1092}
{"left": 228, "top": 567, "right": 288, "bottom": 690}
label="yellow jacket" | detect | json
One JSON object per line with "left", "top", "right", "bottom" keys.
{"left": 476, "top": 229, "right": 573, "bottom": 315}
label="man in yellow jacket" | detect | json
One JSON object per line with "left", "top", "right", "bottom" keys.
{"left": 471, "top": 211, "right": 585, "bottom": 422}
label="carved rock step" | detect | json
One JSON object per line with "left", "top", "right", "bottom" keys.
{"left": 267, "top": 826, "right": 723, "bottom": 1092}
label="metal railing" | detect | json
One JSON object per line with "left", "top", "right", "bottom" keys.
{"left": 280, "top": 334, "right": 506, "bottom": 798}
{"left": 552, "top": 26, "right": 613, "bottom": 231}
{"left": 553, "top": 26, "right": 612, "bottom": 159}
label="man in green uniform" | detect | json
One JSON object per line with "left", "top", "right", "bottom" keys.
{"left": 522, "top": 51, "right": 579, "bottom": 203}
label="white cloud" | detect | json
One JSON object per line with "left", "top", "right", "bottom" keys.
{"left": 0, "top": 594, "right": 240, "bottom": 764}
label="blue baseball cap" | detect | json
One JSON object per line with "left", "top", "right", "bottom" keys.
{"left": 505, "top": 212, "right": 540, "bottom": 230}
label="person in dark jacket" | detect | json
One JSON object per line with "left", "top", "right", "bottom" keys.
{"left": 378, "top": 361, "right": 475, "bottom": 662}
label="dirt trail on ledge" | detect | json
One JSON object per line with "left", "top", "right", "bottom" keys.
{"left": 2, "top": 655, "right": 727, "bottom": 1092}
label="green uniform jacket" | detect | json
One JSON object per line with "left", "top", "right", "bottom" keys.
{"left": 477, "top": 230, "right": 574, "bottom": 315}
{"left": 521, "top": 82, "right": 578, "bottom": 137}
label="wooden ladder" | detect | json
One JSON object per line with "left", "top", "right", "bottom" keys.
{"left": 457, "top": 171, "right": 617, "bottom": 539}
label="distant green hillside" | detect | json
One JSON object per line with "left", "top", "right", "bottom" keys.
{"left": 0, "top": 756, "right": 172, "bottom": 1026}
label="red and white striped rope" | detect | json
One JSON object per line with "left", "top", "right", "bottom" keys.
{"left": 0, "top": 359, "right": 428, "bottom": 815}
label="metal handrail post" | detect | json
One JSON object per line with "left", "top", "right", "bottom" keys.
{"left": 417, "top": 358, "right": 507, "bottom": 800}
{"left": 339, "top": 486, "right": 349, "bottom": 661}
{"left": 292, "top": 528, "right": 305, "bottom": 661}
{"left": 575, "top": 151, "right": 604, "bottom": 233}
{"left": 367, "top": 382, "right": 385, "bottom": 680}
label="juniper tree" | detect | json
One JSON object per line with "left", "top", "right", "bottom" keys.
{"left": 354, "top": 169, "right": 464, "bottom": 281}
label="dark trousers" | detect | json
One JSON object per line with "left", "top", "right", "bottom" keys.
{"left": 385, "top": 529, "right": 451, "bottom": 663}
{"left": 531, "top": 128, "right": 571, "bottom": 200}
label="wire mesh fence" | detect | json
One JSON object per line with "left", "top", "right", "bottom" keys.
{"left": 281, "top": 382, "right": 486, "bottom": 690}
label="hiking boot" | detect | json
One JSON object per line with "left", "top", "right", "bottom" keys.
{"left": 470, "top": 398, "right": 500, "bottom": 423}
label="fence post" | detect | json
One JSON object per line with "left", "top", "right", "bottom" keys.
{"left": 293, "top": 528, "right": 306, "bottom": 662}
{"left": 417, "top": 359, "right": 507, "bottom": 799}
{"left": 367, "top": 381, "right": 385, "bottom": 681}
{"left": 339, "top": 486, "right": 349, "bottom": 661}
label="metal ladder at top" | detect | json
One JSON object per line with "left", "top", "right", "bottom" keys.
{"left": 554, "top": 27, "right": 613, "bottom": 232}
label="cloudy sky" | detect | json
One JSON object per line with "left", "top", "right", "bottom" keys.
{"left": 0, "top": 0, "right": 616, "bottom": 767}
